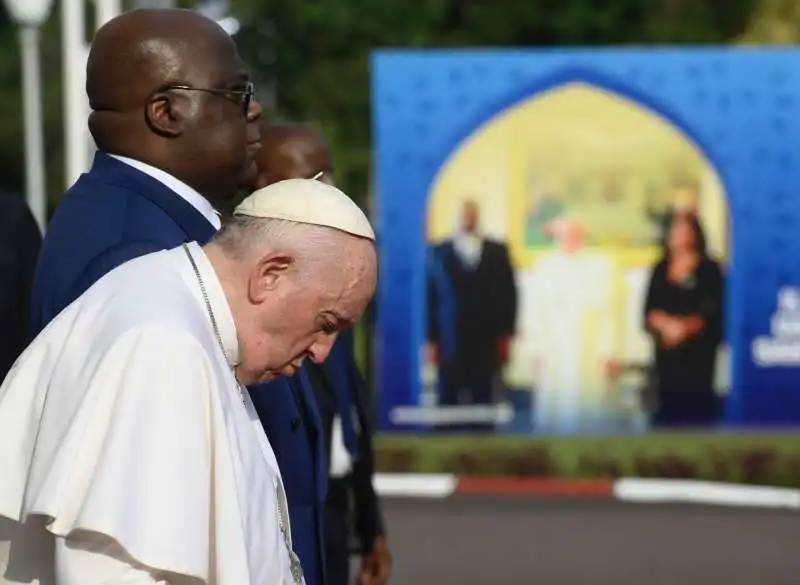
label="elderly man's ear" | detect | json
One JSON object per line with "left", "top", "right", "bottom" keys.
{"left": 249, "top": 254, "right": 293, "bottom": 302}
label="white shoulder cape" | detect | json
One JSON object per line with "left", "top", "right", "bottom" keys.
{"left": 0, "top": 251, "right": 296, "bottom": 585}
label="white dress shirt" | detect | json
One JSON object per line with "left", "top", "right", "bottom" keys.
{"left": 109, "top": 154, "right": 222, "bottom": 230}
{"left": 453, "top": 231, "right": 484, "bottom": 268}
{"left": 329, "top": 417, "right": 353, "bottom": 478}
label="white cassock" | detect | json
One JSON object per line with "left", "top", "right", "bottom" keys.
{"left": 521, "top": 250, "right": 616, "bottom": 434}
{"left": 0, "top": 242, "right": 303, "bottom": 585}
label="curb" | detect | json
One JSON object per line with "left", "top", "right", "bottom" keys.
{"left": 373, "top": 473, "right": 800, "bottom": 510}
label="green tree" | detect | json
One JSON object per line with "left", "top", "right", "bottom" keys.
{"left": 0, "top": 0, "right": 768, "bottom": 212}
{"left": 231, "top": 0, "right": 757, "bottom": 208}
{"left": 0, "top": 12, "right": 64, "bottom": 213}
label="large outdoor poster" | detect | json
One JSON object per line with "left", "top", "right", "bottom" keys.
{"left": 372, "top": 49, "right": 800, "bottom": 433}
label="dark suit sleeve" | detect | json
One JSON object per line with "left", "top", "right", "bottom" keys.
{"left": 496, "top": 243, "right": 517, "bottom": 336}
{"left": 426, "top": 246, "right": 439, "bottom": 344}
{"left": 346, "top": 355, "right": 386, "bottom": 551}
{"left": 697, "top": 259, "right": 725, "bottom": 344}
{"left": 71, "top": 239, "right": 166, "bottom": 302}
{"left": 643, "top": 259, "right": 667, "bottom": 336}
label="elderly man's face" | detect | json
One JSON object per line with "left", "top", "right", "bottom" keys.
{"left": 237, "top": 238, "right": 377, "bottom": 385}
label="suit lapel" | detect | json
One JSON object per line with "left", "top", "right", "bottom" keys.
{"left": 92, "top": 152, "right": 217, "bottom": 244}
{"left": 292, "top": 368, "right": 327, "bottom": 497}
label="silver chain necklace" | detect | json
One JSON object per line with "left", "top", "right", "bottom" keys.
{"left": 181, "top": 243, "right": 304, "bottom": 585}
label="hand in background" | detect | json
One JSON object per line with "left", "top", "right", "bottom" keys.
{"left": 604, "top": 358, "right": 623, "bottom": 381}
{"left": 660, "top": 318, "right": 688, "bottom": 348}
{"left": 647, "top": 310, "right": 671, "bottom": 333}
{"left": 425, "top": 342, "right": 438, "bottom": 365}
{"left": 498, "top": 336, "right": 512, "bottom": 364}
{"left": 357, "top": 536, "right": 392, "bottom": 585}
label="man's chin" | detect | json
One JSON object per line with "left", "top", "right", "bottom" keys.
{"left": 256, "top": 371, "right": 279, "bottom": 384}
{"left": 280, "top": 364, "right": 300, "bottom": 377}
{"left": 249, "top": 364, "right": 301, "bottom": 385}
{"left": 238, "top": 162, "right": 260, "bottom": 192}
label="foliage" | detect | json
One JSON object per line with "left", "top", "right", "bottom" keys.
{"left": 737, "top": 0, "right": 800, "bottom": 43}
{"left": 0, "top": 0, "right": 782, "bottom": 212}
{"left": 374, "top": 433, "right": 800, "bottom": 487}
{"left": 0, "top": 12, "right": 64, "bottom": 211}
{"left": 230, "top": 0, "right": 758, "bottom": 208}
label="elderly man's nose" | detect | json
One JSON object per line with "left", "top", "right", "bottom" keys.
{"left": 309, "top": 335, "right": 337, "bottom": 364}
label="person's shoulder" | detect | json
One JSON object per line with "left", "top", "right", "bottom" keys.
{"left": 107, "top": 321, "right": 214, "bottom": 387}
{"left": 652, "top": 257, "right": 669, "bottom": 273}
{"left": 482, "top": 238, "right": 504, "bottom": 248}
{"left": 0, "top": 193, "right": 34, "bottom": 228}
{"left": 483, "top": 239, "right": 512, "bottom": 255}
{"left": 700, "top": 255, "right": 724, "bottom": 275}
{"left": 81, "top": 251, "right": 200, "bottom": 328}
{"left": 119, "top": 321, "right": 208, "bottom": 353}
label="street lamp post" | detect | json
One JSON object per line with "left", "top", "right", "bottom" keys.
{"left": 62, "top": 0, "right": 125, "bottom": 193}
{"left": 95, "top": 0, "right": 122, "bottom": 27}
{"left": 133, "top": 0, "right": 176, "bottom": 7}
{"left": 1, "top": 0, "right": 53, "bottom": 232}
{"left": 61, "top": 0, "right": 89, "bottom": 190}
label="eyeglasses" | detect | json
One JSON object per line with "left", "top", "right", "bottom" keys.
{"left": 163, "top": 81, "right": 255, "bottom": 114}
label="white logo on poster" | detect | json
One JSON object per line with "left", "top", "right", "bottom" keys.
{"left": 752, "top": 286, "right": 800, "bottom": 366}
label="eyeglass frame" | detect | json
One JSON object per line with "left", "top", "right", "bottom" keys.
{"left": 160, "top": 81, "right": 255, "bottom": 115}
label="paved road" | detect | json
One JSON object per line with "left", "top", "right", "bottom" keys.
{"left": 381, "top": 496, "right": 799, "bottom": 585}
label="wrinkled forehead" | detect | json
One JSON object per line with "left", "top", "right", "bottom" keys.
{"left": 321, "top": 241, "right": 377, "bottom": 305}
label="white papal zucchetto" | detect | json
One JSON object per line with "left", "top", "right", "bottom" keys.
{"left": 234, "top": 178, "right": 375, "bottom": 241}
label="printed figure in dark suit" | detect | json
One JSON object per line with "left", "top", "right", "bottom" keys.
{"left": 643, "top": 212, "right": 724, "bottom": 427}
{"left": 0, "top": 194, "right": 41, "bottom": 381}
{"left": 252, "top": 121, "right": 391, "bottom": 585}
{"left": 427, "top": 199, "right": 517, "bottom": 431}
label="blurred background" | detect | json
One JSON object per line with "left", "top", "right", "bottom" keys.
{"left": 2, "top": 0, "right": 800, "bottom": 583}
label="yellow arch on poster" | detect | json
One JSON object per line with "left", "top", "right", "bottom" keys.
{"left": 427, "top": 82, "right": 728, "bottom": 272}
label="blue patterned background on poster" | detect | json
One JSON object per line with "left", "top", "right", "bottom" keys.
{"left": 371, "top": 48, "right": 800, "bottom": 431}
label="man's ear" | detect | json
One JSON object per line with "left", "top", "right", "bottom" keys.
{"left": 144, "top": 92, "right": 184, "bottom": 138}
{"left": 249, "top": 253, "right": 293, "bottom": 303}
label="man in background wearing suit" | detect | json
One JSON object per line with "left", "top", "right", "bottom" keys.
{"left": 427, "top": 199, "right": 518, "bottom": 432}
{"left": 252, "top": 121, "right": 391, "bottom": 585}
{"left": 0, "top": 193, "right": 41, "bottom": 380}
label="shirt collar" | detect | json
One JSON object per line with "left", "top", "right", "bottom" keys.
{"left": 108, "top": 154, "right": 222, "bottom": 230}
{"left": 183, "top": 241, "right": 240, "bottom": 368}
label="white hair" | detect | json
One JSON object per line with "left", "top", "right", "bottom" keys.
{"left": 211, "top": 215, "right": 346, "bottom": 282}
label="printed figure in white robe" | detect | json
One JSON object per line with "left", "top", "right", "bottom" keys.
{"left": 520, "top": 214, "right": 618, "bottom": 434}
{"left": 0, "top": 179, "right": 377, "bottom": 585}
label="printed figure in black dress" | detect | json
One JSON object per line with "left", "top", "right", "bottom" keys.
{"left": 643, "top": 212, "right": 724, "bottom": 427}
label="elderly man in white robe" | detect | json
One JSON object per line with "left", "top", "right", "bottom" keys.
{"left": 518, "top": 212, "right": 618, "bottom": 434}
{"left": 0, "top": 179, "right": 377, "bottom": 585}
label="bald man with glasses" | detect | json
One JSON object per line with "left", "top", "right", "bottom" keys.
{"left": 28, "top": 8, "right": 262, "bottom": 337}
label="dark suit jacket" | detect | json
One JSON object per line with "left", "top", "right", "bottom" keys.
{"left": 306, "top": 332, "right": 385, "bottom": 553}
{"left": 427, "top": 238, "right": 517, "bottom": 364}
{"left": 28, "top": 152, "right": 217, "bottom": 336}
{"left": 249, "top": 371, "right": 328, "bottom": 585}
{"left": 27, "top": 152, "right": 328, "bottom": 585}
{"left": 0, "top": 194, "right": 41, "bottom": 380}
